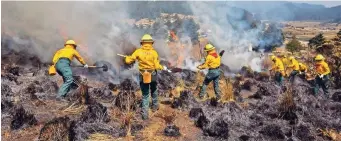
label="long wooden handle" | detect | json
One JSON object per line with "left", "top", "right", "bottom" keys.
{"left": 117, "top": 54, "right": 127, "bottom": 57}
{"left": 73, "top": 65, "right": 100, "bottom": 68}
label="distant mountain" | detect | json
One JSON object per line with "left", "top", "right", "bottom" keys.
{"left": 125, "top": 1, "right": 340, "bottom": 21}
{"left": 264, "top": 3, "right": 340, "bottom": 21}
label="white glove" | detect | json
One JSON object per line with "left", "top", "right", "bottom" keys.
{"left": 163, "top": 66, "right": 172, "bottom": 72}
{"left": 319, "top": 74, "right": 324, "bottom": 78}
{"left": 299, "top": 72, "right": 302, "bottom": 75}
{"left": 84, "top": 64, "right": 89, "bottom": 68}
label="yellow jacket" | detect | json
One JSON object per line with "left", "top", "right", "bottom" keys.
{"left": 198, "top": 50, "right": 221, "bottom": 69}
{"left": 125, "top": 43, "right": 163, "bottom": 70}
{"left": 282, "top": 57, "right": 289, "bottom": 68}
{"left": 288, "top": 59, "right": 299, "bottom": 71}
{"left": 315, "top": 61, "right": 330, "bottom": 75}
{"left": 299, "top": 63, "right": 307, "bottom": 72}
{"left": 52, "top": 45, "right": 86, "bottom": 65}
{"left": 270, "top": 58, "right": 285, "bottom": 75}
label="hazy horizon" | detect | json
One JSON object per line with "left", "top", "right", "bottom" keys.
{"left": 290, "top": 1, "right": 341, "bottom": 7}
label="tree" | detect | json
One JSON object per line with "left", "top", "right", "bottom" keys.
{"left": 308, "top": 33, "right": 325, "bottom": 49}
{"left": 286, "top": 35, "right": 302, "bottom": 53}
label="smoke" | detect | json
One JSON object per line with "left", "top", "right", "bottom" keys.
{"left": 2, "top": 1, "right": 283, "bottom": 77}
{"left": 1, "top": 2, "right": 136, "bottom": 67}
{"left": 188, "top": 2, "right": 283, "bottom": 71}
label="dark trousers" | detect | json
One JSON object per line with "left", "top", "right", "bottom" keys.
{"left": 274, "top": 71, "right": 284, "bottom": 86}
{"left": 139, "top": 71, "right": 158, "bottom": 118}
{"left": 289, "top": 70, "right": 299, "bottom": 83}
{"left": 56, "top": 58, "right": 74, "bottom": 97}
{"left": 314, "top": 74, "right": 329, "bottom": 95}
{"left": 199, "top": 68, "right": 221, "bottom": 99}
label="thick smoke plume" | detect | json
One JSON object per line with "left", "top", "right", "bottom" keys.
{"left": 2, "top": 1, "right": 283, "bottom": 74}
{"left": 188, "top": 2, "right": 283, "bottom": 71}
{"left": 2, "top": 2, "right": 137, "bottom": 67}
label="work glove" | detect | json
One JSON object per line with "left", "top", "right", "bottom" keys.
{"left": 163, "top": 66, "right": 171, "bottom": 73}
{"left": 84, "top": 64, "right": 89, "bottom": 68}
{"left": 319, "top": 74, "right": 324, "bottom": 78}
{"left": 197, "top": 65, "right": 202, "bottom": 70}
{"left": 299, "top": 72, "right": 302, "bottom": 75}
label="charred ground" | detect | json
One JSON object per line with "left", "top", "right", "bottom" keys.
{"left": 1, "top": 36, "right": 341, "bottom": 141}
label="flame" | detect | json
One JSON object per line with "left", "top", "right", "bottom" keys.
{"left": 58, "top": 25, "right": 91, "bottom": 63}
{"left": 170, "top": 30, "right": 178, "bottom": 41}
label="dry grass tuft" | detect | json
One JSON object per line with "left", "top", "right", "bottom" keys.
{"left": 220, "top": 77, "right": 235, "bottom": 102}
{"left": 318, "top": 128, "right": 341, "bottom": 141}
{"left": 87, "top": 133, "right": 115, "bottom": 141}
{"left": 120, "top": 91, "right": 136, "bottom": 137}
{"left": 279, "top": 87, "right": 295, "bottom": 113}
{"left": 155, "top": 108, "right": 177, "bottom": 126}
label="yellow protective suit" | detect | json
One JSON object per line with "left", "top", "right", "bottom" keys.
{"left": 52, "top": 45, "right": 86, "bottom": 65}
{"left": 198, "top": 50, "right": 221, "bottom": 69}
{"left": 315, "top": 61, "right": 330, "bottom": 75}
{"left": 125, "top": 43, "right": 163, "bottom": 70}
{"left": 299, "top": 63, "right": 307, "bottom": 72}
{"left": 288, "top": 58, "right": 299, "bottom": 71}
{"left": 270, "top": 57, "right": 285, "bottom": 76}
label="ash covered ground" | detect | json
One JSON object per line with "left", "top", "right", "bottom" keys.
{"left": 1, "top": 36, "right": 341, "bottom": 141}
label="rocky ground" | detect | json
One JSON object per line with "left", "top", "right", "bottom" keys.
{"left": 1, "top": 36, "right": 341, "bottom": 141}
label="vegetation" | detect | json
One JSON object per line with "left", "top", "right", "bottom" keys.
{"left": 286, "top": 35, "right": 302, "bottom": 53}
{"left": 336, "top": 29, "right": 341, "bottom": 41}
{"left": 308, "top": 33, "right": 325, "bottom": 49}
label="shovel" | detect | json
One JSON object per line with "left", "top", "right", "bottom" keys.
{"left": 73, "top": 64, "right": 108, "bottom": 72}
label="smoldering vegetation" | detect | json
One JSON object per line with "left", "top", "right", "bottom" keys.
{"left": 2, "top": 1, "right": 341, "bottom": 141}
{"left": 2, "top": 39, "right": 341, "bottom": 140}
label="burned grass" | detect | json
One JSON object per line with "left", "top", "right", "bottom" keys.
{"left": 2, "top": 37, "right": 341, "bottom": 141}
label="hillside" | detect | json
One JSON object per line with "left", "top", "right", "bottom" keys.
{"left": 125, "top": 1, "right": 341, "bottom": 21}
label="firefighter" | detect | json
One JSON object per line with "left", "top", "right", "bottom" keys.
{"left": 197, "top": 43, "right": 221, "bottom": 100}
{"left": 287, "top": 56, "right": 299, "bottom": 82}
{"left": 313, "top": 54, "right": 330, "bottom": 97}
{"left": 125, "top": 34, "right": 167, "bottom": 120}
{"left": 269, "top": 55, "right": 285, "bottom": 86}
{"left": 281, "top": 54, "right": 290, "bottom": 75}
{"left": 52, "top": 40, "right": 88, "bottom": 99}
{"left": 298, "top": 63, "right": 307, "bottom": 77}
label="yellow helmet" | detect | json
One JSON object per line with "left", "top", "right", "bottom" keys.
{"left": 315, "top": 54, "right": 325, "bottom": 61}
{"left": 140, "top": 34, "right": 154, "bottom": 43}
{"left": 65, "top": 40, "right": 77, "bottom": 47}
{"left": 204, "top": 43, "right": 215, "bottom": 51}
{"left": 288, "top": 56, "right": 295, "bottom": 61}
{"left": 270, "top": 55, "right": 276, "bottom": 61}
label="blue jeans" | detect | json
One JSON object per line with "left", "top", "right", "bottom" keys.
{"left": 199, "top": 68, "right": 221, "bottom": 99}
{"left": 56, "top": 58, "right": 74, "bottom": 97}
